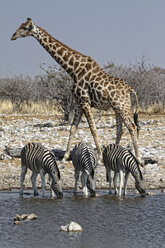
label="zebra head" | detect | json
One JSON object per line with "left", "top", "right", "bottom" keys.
{"left": 50, "top": 168, "right": 63, "bottom": 198}
{"left": 135, "top": 180, "right": 146, "bottom": 197}
{"left": 134, "top": 170, "right": 146, "bottom": 197}
{"left": 51, "top": 178, "right": 63, "bottom": 198}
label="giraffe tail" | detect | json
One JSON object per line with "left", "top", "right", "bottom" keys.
{"left": 130, "top": 88, "right": 140, "bottom": 136}
{"left": 133, "top": 112, "right": 140, "bottom": 136}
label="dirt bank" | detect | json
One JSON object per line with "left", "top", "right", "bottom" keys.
{"left": 0, "top": 113, "right": 165, "bottom": 192}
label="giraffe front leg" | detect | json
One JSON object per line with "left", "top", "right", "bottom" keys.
{"left": 63, "top": 107, "right": 82, "bottom": 162}
{"left": 82, "top": 103, "right": 102, "bottom": 164}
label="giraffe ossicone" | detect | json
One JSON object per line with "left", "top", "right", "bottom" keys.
{"left": 11, "top": 18, "right": 142, "bottom": 165}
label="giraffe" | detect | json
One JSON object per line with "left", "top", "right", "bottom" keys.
{"left": 11, "top": 18, "right": 142, "bottom": 165}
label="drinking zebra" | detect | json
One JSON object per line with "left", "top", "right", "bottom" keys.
{"left": 72, "top": 142, "right": 97, "bottom": 196}
{"left": 102, "top": 144, "right": 146, "bottom": 197}
{"left": 20, "top": 142, "right": 63, "bottom": 198}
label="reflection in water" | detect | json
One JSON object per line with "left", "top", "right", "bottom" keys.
{"left": 0, "top": 190, "right": 165, "bottom": 248}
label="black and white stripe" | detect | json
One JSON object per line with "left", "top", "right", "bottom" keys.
{"left": 20, "top": 142, "right": 63, "bottom": 198}
{"left": 72, "top": 142, "right": 97, "bottom": 196}
{"left": 102, "top": 144, "right": 146, "bottom": 196}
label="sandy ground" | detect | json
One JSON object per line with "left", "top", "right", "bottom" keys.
{"left": 0, "top": 113, "right": 165, "bottom": 193}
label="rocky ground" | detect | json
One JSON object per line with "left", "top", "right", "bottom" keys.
{"left": 0, "top": 113, "right": 165, "bottom": 193}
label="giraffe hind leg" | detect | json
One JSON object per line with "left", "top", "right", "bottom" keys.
{"left": 115, "top": 113, "right": 123, "bottom": 145}
{"left": 123, "top": 115, "right": 142, "bottom": 166}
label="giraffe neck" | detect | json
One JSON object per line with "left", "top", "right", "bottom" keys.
{"left": 32, "top": 25, "right": 86, "bottom": 79}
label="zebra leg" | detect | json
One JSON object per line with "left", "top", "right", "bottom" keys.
{"left": 20, "top": 166, "right": 27, "bottom": 195}
{"left": 123, "top": 172, "right": 130, "bottom": 196}
{"left": 74, "top": 170, "right": 80, "bottom": 193}
{"left": 31, "top": 172, "right": 39, "bottom": 196}
{"left": 119, "top": 170, "right": 125, "bottom": 197}
{"left": 106, "top": 169, "right": 112, "bottom": 194}
{"left": 115, "top": 113, "right": 123, "bottom": 145}
{"left": 64, "top": 107, "right": 82, "bottom": 162}
{"left": 40, "top": 170, "right": 46, "bottom": 197}
{"left": 81, "top": 172, "right": 88, "bottom": 196}
{"left": 113, "top": 172, "right": 119, "bottom": 195}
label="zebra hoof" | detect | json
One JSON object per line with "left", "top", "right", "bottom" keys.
{"left": 56, "top": 192, "right": 63, "bottom": 199}
{"left": 90, "top": 191, "right": 96, "bottom": 197}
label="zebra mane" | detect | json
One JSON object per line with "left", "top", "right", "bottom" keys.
{"left": 51, "top": 152, "right": 61, "bottom": 179}
{"left": 127, "top": 149, "right": 143, "bottom": 180}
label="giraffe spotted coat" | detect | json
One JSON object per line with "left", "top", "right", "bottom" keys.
{"left": 11, "top": 18, "right": 141, "bottom": 164}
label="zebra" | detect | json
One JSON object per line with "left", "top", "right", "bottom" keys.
{"left": 20, "top": 142, "right": 63, "bottom": 198}
{"left": 102, "top": 144, "right": 146, "bottom": 197}
{"left": 72, "top": 142, "right": 97, "bottom": 197}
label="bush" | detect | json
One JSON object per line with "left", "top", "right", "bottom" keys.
{"left": 104, "top": 58, "right": 165, "bottom": 108}
{"left": 0, "top": 58, "right": 165, "bottom": 117}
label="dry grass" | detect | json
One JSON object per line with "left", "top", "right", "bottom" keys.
{"left": 139, "top": 102, "right": 165, "bottom": 114}
{"left": 0, "top": 99, "right": 165, "bottom": 115}
{"left": 0, "top": 100, "right": 61, "bottom": 115}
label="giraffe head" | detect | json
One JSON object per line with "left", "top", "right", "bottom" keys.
{"left": 11, "top": 18, "right": 35, "bottom": 40}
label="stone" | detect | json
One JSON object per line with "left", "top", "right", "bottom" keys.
{"left": 14, "top": 213, "right": 37, "bottom": 222}
{"left": 27, "top": 213, "right": 38, "bottom": 220}
{"left": 60, "top": 221, "right": 82, "bottom": 232}
{"left": 146, "top": 191, "right": 155, "bottom": 195}
{"left": 14, "top": 221, "right": 20, "bottom": 225}
{"left": 0, "top": 153, "right": 12, "bottom": 160}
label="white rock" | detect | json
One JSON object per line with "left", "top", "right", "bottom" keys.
{"left": 27, "top": 213, "right": 38, "bottom": 220}
{"left": 147, "top": 191, "right": 155, "bottom": 195}
{"left": 0, "top": 153, "right": 12, "bottom": 160}
{"left": 60, "top": 221, "right": 82, "bottom": 232}
{"left": 14, "top": 213, "right": 37, "bottom": 222}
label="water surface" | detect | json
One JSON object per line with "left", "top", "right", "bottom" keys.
{"left": 0, "top": 190, "right": 164, "bottom": 248}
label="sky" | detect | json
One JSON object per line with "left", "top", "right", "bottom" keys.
{"left": 1, "top": 0, "right": 165, "bottom": 77}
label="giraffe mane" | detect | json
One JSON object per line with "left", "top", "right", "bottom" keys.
{"left": 38, "top": 26, "right": 85, "bottom": 57}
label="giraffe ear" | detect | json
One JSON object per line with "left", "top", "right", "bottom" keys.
{"left": 26, "top": 18, "right": 34, "bottom": 30}
{"left": 29, "top": 23, "right": 34, "bottom": 30}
